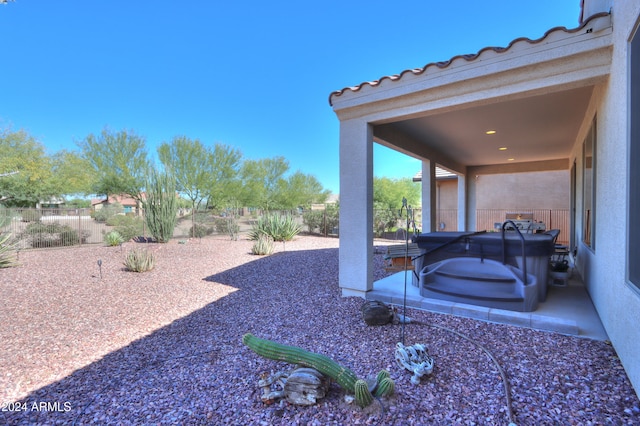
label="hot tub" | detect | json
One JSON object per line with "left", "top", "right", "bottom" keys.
{"left": 412, "top": 231, "right": 556, "bottom": 302}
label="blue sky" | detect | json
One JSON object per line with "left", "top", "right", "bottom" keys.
{"left": 0, "top": 1, "right": 581, "bottom": 194}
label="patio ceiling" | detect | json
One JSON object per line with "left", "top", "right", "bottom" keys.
{"left": 375, "top": 84, "right": 594, "bottom": 169}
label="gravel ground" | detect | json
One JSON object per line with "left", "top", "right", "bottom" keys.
{"left": 0, "top": 235, "right": 638, "bottom": 425}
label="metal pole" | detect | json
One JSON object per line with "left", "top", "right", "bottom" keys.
{"left": 401, "top": 197, "right": 409, "bottom": 346}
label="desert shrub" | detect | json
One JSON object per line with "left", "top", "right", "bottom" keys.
{"left": 302, "top": 210, "right": 324, "bottom": 234}
{"left": 0, "top": 232, "right": 18, "bottom": 268}
{"left": 80, "top": 229, "right": 91, "bottom": 243}
{"left": 193, "top": 211, "right": 213, "bottom": 224}
{"left": 0, "top": 207, "right": 12, "bottom": 223}
{"left": 213, "top": 217, "right": 229, "bottom": 233}
{"left": 215, "top": 216, "right": 240, "bottom": 240}
{"left": 248, "top": 213, "right": 301, "bottom": 242}
{"left": 123, "top": 248, "right": 155, "bottom": 272}
{"left": 109, "top": 215, "right": 144, "bottom": 241}
{"left": 94, "top": 203, "right": 123, "bottom": 223}
{"left": 190, "top": 223, "right": 214, "bottom": 238}
{"left": 59, "top": 227, "right": 80, "bottom": 245}
{"left": 21, "top": 209, "right": 41, "bottom": 222}
{"left": 24, "top": 222, "right": 58, "bottom": 235}
{"left": 374, "top": 203, "right": 399, "bottom": 237}
{"left": 324, "top": 204, "right": 339, "bottom": 234}
{"left": 23, "top": 221, "right": 83, "bottom": 247}
{"left": 106, "top": 214, "right": 124, "bottom": 226}
{"left": 251, "top": 234, "right": 274, "bottom": 255}
{"left": 302, "top": 205, "right": 339, "bottom": 235}
{"left": 104, "top": 231, "right": 125, "bottom": 246}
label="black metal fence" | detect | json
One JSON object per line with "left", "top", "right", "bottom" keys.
{"left": 475, "top": 209, "right": 569, "bottom": 246}
{"left": 0, "top": 206, "right": 570, "bottom": 250}
{"left": 372, "top": 207, "right": 569, "bottom": 246}
{"left": 0, "top": 208, "right": 103, "bottom": 249}
{"left": 0, "top": 207, "right": 309, "bottom": 249}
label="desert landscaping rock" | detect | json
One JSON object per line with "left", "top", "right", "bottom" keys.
{"left": 0, "top": 235, "right": 638, "bottom": 425}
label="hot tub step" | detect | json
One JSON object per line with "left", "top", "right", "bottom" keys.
{"left": 434, "top": 270, "right": 517, "bottom": 283}
{"left": 424, "top": 283, "right": 524, "bottom": 302}
{"left": 419, "top": 257, "right": 539, "bottom": 312}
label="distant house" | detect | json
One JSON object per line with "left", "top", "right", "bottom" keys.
{"left": 36, "top": 197, "right": 66, "bottom": 209}
{"left": 91, "top": 194, "right": 142, "bottom": 216}
{"left": 330, "top": 0, "right": 640, "bottom": 396}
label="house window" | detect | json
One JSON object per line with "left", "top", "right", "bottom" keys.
{"left": 629, "top": 24, "right": 640, "bottom": 289}
{"left": 124, "top": 206, "right": 133, "bottom": 214}
{"left": 582, "top": 118, "right": 596, "bottom": 249}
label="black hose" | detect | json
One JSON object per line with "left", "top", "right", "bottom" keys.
{"left": 400, "top": 319, "right": 517, "bottom": 425}
{"left": 427, "top": 323, "right": 517, "bottom": 425}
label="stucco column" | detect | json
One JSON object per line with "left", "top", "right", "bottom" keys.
{"left": 421, "top": 160, "right": 437, "bottom": 233}
{"left": 339, "top": 119, "right": 373, "bottom": 298}
{"left": 457, "top": 174, "right": 467, "bottom": 231}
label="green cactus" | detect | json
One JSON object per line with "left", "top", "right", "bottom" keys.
{"left": 354, "top": 379, "right": 373, "bottom": 408}
{"left": 374, "top": 377, "right": 395, "bottom": 397}
{"left": 242, "top": 333, "right": 358, "bottom": 393}
{"left": 242, "top": 333, "right": 393, "bottom": 408}
{"left": 376, "top": 369, "right": 390, "bottom": 384}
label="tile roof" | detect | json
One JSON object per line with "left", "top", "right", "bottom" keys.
{"left": 328, "top": 12, "right": 611, "bottom": 106}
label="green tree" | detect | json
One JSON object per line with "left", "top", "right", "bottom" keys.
{"left": 373, "top": 177, "right": 420, "bottom": 209}
{"left": 0, "top": 129, "right": 55, "bottom": 206}
{"left": 157, "top": 136, "right": 211, "bottom": 212}
{"left": 50, "top": 150, "right": 95, "bottom": 196}
{"left": 78, "top": 127, "right": 149, "bottom": 200}
{"left": 142, "top": 169, "right": 178, "bottom": 243}
{"left": 66, "top": 198, "right": 91, "bottom": 208}
{"left": 204, "top": 143, "right": 242, "bottom": 210}
{"left": 239, "top": 157, "right": 289, "bottom": 210}
{"left": 276, "top": 171, "right": 330, "bottom": 210}
{"left": 372, "top": 177, "right": 420, "bottom": 236}
{"left": 238, "top": 157, "right": 330, "bottom": 211}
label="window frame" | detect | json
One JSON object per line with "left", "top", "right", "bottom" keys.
{"left": 582, "top": 118, "right": 596, "bottom": 250}
{"left": 628, "top": 21, "right": 640, "bottom": 290}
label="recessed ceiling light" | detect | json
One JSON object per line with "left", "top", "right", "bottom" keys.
{"left": 485, "top": 130, "right": 497, "bottom": 135}
{"left": 508, "top": 158, "right": 515, "bottom": 161}
{"left": 498, "top": 147, "right": 507, "bottom": 151}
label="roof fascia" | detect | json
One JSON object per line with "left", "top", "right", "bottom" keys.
{"left": 331, "top": 14, "right": 612, "bottom": 122}
{"left": 335, "top": 42, "right": 612, "bottom": 124}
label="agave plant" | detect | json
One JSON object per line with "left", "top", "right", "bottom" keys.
{"left": 123, "top": 248, "right": 155, "bottom": 272}
{"left": 248, "top": 213, "right": 301, "bottom": 242}
{"left": 251, "top": 234, "right": 274, "bottom": 255}
{"left": 0, "top": 232, "right": 18, "bottom": 268}
{"left": 104, "top": 230, "right": 125, "bottom": 246}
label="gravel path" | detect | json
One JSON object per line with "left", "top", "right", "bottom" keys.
{"left": 1, "top": 235, "right": 638, "bottom": 425}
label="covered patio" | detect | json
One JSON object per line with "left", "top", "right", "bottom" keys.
{"left": 330, "top": 12, "right": 612, "bottom": 325}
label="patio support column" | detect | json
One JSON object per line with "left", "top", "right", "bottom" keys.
{"left": 421, "top": 159, "right": 437, "bottom": 233}
{"left": 457, "top": 174, "right": 470, "bottom": 231}
{"left": 339, "top": 119, "right": 373, "bottom": 297}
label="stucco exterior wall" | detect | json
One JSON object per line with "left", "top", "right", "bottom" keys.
{"left": 475, "top": 171, "right": 570, "bottom": 210}
{"left": 574, "top": 0, "right": 640, "bottom": 395}
{"left": 437, "top": 180, "right": 458, "bottom": 209}
{"left": 436, "top": 171, "right": 570, "bottom": 211}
